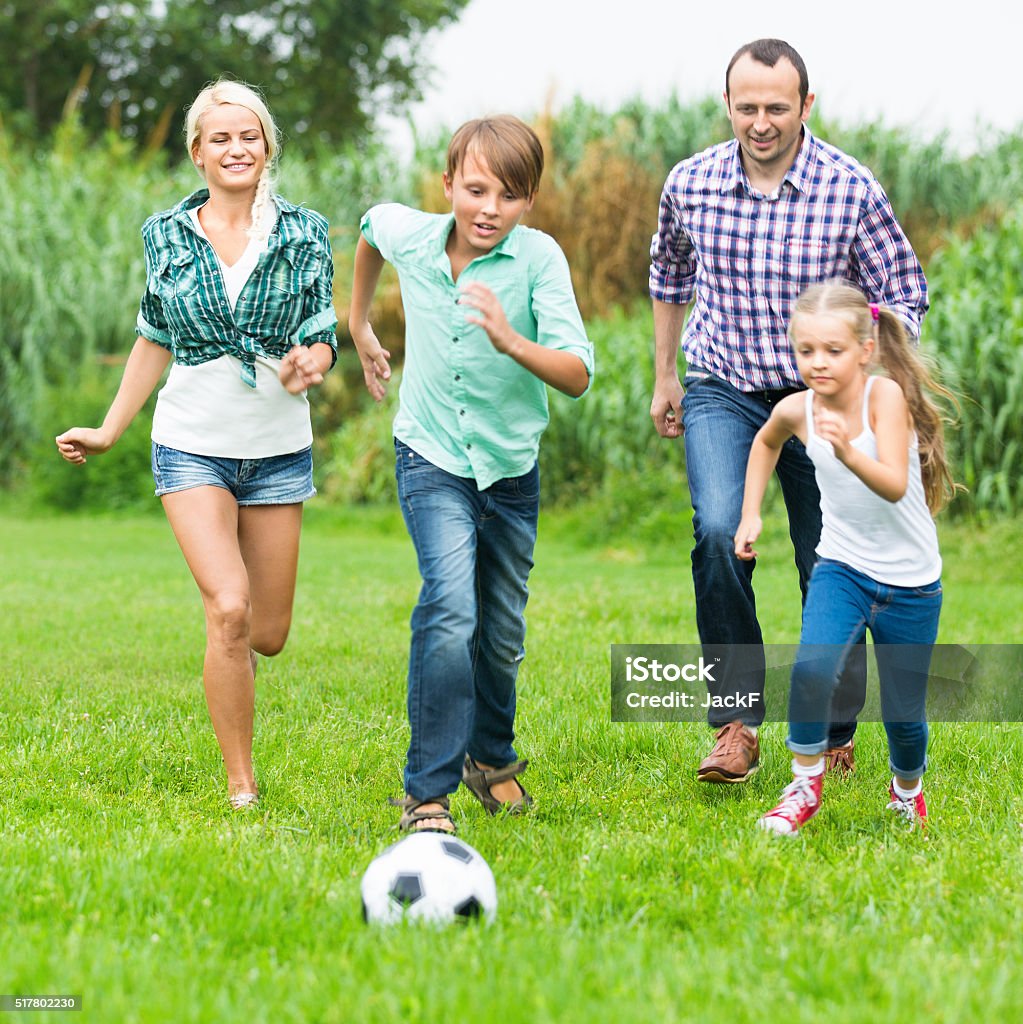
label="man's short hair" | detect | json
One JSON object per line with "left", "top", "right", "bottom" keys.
{"left": 446, "top": 115, "right": 544, "bottom": 200}
{"left": 725, "top": 38, "right": 809, "bottom": 107}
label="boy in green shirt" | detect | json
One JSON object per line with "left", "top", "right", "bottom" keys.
{"left": 349, "top": 115, "right": 594, "bottom": 833}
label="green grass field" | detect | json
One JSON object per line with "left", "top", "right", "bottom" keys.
{"left": 1, "top": 506, "right": 1021, "bottom": 1023}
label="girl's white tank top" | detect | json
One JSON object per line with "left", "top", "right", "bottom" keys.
{"left": 806, "top": 376, "right": 941, "bottom": 587}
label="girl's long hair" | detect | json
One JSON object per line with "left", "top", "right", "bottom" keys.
{"left": 790, "top": 281, "right": 961, "bottom": 513}
{"left": 184, "top": 79, "right": 280, "bottom": 241}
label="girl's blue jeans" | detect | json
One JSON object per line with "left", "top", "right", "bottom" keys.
{"left": 788, "top": 559, "right": 943, "bottom": 779}
{"left": 395, "top": 440, "right": 539, "bottom": 800}
{"left": 681, "top": 374, "right": 866, "bottom": 738}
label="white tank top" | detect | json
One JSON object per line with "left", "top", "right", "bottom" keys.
{"left": 151, "top": 203, "right": 313, "bottom": 459}
{"left": 806, "top": 377, "right": 941, "bottom": 587}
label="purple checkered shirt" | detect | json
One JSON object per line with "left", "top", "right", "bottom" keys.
{"left": 649, "top": 129, "right": 928, "bottom": 391}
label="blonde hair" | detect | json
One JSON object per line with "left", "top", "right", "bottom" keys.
{"left": 790, "top": 281, "right": 961, "bottom": 513}
{"left": 446, "top": 115, "right": 544, "bottom": 199}
{"left": 184, "top": 79, "right": 280, "bottom": 240}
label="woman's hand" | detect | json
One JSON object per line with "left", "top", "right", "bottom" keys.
{"left": 279, "top": 343, "right": 331, "bottom": 394}
{"left": 55, "top": 427, "right": 115, "bottom": 465}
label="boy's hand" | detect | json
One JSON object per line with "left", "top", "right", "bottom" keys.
{"left": 733, "top": 514, "right": 762, "bottom": 561}
{"left": 55, "top": 427, "right": 114, "bottom": 464}
{"left": 459, "top": 282, "right": 519, "bottom": 355}
{"left": 279, "top": 344, "right": 327, "bottom": 394}
{"left": 349, "top": 323, "right": 392, "bottom": 402}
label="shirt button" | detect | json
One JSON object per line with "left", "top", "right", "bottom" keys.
{"left": 452, "top": 336, "right": 459, "bottom": 343}
{"left": 454, "top": 375, "right": 461, "bottom": 381}
{"left": 466, "top": 443, "right": 472, "bottom": 450}
{"left": 459, "top": 409, "right": 465, "bottom": 416}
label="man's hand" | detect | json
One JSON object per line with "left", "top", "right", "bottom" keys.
{"left": 650, "top": 378, "right": 684, "bottom": 438}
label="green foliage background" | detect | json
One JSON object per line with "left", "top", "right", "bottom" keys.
{"left": 0, "top": 1, "right": 470, "bottom": 147}
{"left": 2, "top": 96, "right": 1022, "bottom": 520}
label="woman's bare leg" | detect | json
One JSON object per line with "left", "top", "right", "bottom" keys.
{"left": 162, "top": 487, "right": 257, "bottom": 796}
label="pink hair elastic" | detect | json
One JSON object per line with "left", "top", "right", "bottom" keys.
{"left": 868, "top": 303, "right": 880, "bottom": 322}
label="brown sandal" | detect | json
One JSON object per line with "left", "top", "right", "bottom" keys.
{"left": 389, "top": 795, "right": 456, "bottom": 834}
{"left": 461, "top": 755, "right": 533, "bottom": 815}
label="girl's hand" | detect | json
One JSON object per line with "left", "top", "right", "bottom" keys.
{"left": 459, "top": 282, "right": 518, "bottom": 355}
{"left": 55, "top": 427, "right": 114, "bottom": 465}
{"left": 814, "top": 407, "right": 852, "bottom": 461}
{"left": 733, "top": 514, "right": 763, "bottom": 561}
{"left": 349, "top": 323, "right": 392, "bottom": 402}
{"left": 279, "top": 345, "right": 326, "bottom": 394}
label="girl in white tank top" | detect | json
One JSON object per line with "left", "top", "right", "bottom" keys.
{"left": 733, "top": 282, "right": 959, "bottom": 836}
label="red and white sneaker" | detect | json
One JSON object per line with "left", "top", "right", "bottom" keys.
{"left": 758, "top": 773, "right": 824, "bottom": 835}
{"left": 886, "top": 783, "right": 927, "bottom": 829}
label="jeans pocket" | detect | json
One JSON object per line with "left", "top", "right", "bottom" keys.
{"left": 511, "top": 464, "right": 540, "bottom": 501}
{"left": 394, "top": 441, "right": 439, "bottom": 502}
{"left": 151, "top": 442, "right": 164, "bottom": 490}
{"left": 488, "top": 464, "right": 539, "bottom": 503}
{"left": 682, "top": 373, "right": 711, "bottom": 393}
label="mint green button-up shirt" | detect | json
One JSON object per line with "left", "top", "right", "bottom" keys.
{"left": 361, "top": 203, "right": 593, "bottom": 490}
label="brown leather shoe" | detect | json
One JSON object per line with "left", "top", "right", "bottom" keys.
{"left": 697, "top": 720, "right": 760, "bottom": 783}
{"left": 824, "top": 739, "right": 855, "bottom": 774}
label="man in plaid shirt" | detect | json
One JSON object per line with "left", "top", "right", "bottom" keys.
{"left": 649, "top": 38, "right": 928, "bottom": 784}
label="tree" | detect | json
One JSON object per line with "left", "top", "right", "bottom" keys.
{"left": 0, "top": 0, "right": 470, "bottom": 149}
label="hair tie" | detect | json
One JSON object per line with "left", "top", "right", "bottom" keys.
{"left": 868, "top": 303, "right": 880, "bottom": 322}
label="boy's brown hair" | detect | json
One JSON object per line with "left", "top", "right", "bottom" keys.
{"left": 445, "top": 115, "right": 544, "bottom": 200}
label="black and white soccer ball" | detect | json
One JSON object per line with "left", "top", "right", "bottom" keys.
{"left": 360, "top": 832, "right": 498, "bottom": 925}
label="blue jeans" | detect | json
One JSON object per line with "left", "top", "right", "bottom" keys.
{"left": 395, "top": 440, "right": 539, "bottom": 800}
{"left": 681, "top": 375, "right": 865, "bottom": 736}
{"left": 788, "top": 560, "right": 942, "bottom": 779}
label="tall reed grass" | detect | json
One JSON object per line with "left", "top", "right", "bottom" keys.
{"left": 4, "top": 97, "right": 1023, "bottom": 516}
{"left": 925, "top": 203, "right": 1023, "bottom": 516}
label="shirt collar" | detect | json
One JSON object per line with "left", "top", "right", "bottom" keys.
{"left": 720, "top": 128, "right": 819, "bottom": 196}
{"left": 431, "top": 212, "right": 522, "bottom": 272}
{"left": 169, "top": 188, "right": 292, "bottom": 239}
{"left": 170, "top": 189, "right": 211, "bottom": 221}
{"left": 783, "top": 128, "right": 818, "bottom": 194}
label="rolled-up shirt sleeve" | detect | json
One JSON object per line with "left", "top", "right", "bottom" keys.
{"left": 852, "top": 184, "right": 929, "bottom": 340}
{"left": 293, "top": 214, "right": 338, "bottom": 360}
{"left": 530, "top": 240, "right": 594, "bottom": 396}
{"left": 649, "top": 173, "right": 698, "bottom": 305}
{"left": 136, "top": 223, "right": 174, "bottom": 349}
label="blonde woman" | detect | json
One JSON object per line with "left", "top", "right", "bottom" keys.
{"left": 57, "top": 80, "right": 337, "bottom": 809}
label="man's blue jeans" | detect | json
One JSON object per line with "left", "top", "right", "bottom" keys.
{"left": 788, "top": 560, "right": 942, "bottom": 779}
{"left": 395, "top": 440, "right": 538, "bottom": 800}
{"left": 681, "top": 374, "right": 865, "bottom": 738}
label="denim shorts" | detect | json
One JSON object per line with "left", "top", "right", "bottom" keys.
{"left": 151, "top": 443, "right": 316, "bottom": 505}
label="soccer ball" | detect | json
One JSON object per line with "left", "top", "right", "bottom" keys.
{"left": 360, "top": 832, "right": 498, "bottom": 925}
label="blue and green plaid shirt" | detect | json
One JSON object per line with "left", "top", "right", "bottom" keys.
{"left": 137, "top": 190, "right": 338, "bottom": 388}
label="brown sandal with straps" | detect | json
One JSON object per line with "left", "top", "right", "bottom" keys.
{"left": 461, "top": 755, "right": 533, "bottom": 815}
{"left": 389, "top": 795, "right": 457, "bottom": 834}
